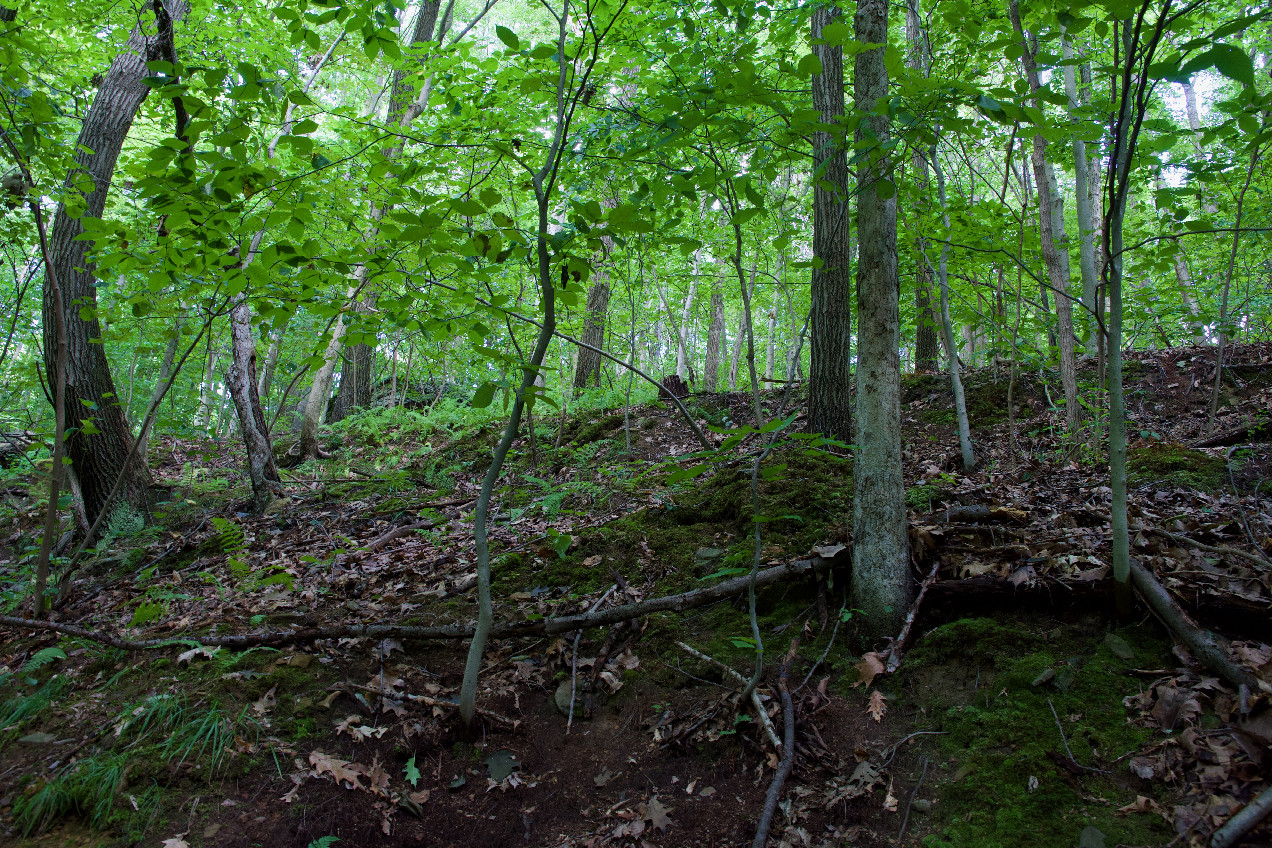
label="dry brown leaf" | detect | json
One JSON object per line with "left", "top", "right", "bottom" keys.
{"left": 309, "top": 751, "right": 367, "bottom": 790}
{"left": 252, "top": 686, "right": 277, "bottom": 716}
{"left": 855, "top": 653, "right": 885, "bottom": 688}
{"left": 867, "top": 690, "right": 888, "bottom": 722}
{"left": 883, "top": 779, "right": 898, "bottom": 813}
{"left": 643, "top": 796, "right": 673, "bottom": 833}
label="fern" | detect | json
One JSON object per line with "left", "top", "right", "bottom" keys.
{"left": 20, "top": 646, "right": 66, "bottom": 674}
{"left": 307, "top": 838, "right": 340, "bottom": 848}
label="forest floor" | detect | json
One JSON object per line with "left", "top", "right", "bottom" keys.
{"left": 2, "top": 342, "right": 1271, "bottom": 848}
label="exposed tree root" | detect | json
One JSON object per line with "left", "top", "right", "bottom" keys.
{"left": 885, "top": 560, "right": 942, "bottom": 672}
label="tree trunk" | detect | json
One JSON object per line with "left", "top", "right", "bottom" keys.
{"left": 136, "top": 323, "right": 180, "bottom": 462}
{"left": 1010, "top": 0, "right": 1079, "bottom": 434}
{"left": 331, "top": 330, "right": 374, "bottom": 422}
{"left": 929, "top": 149, "right": 976, "bottom": 470}
{"left": 573, "top": 278, "right": 610, "bottom": 388}
{"left": 39, "top": 5, "right": 191, "bottom": 530}
{"left": 906, "top": 0, "right": 939, "bottom": 373}
{"left": 851, "top": 0, "right": 909, "bottom": 638}
{"left": 675, "top": 249, "right": 701, "bottom": 381}
{"left": 728, "top": 261, "right": 756, "bottom": 392}
{"left": 704, "top": 284, "right": 724, "bottom": 392}
{"left": 225, "top": 294, "right": 282, "bottom": 509}
{"left": 257, "top": 321, "right": 286, "bottom": 408}
{"left": 808, "top": 4, "right": 853, "bottom": 443}
{"left": 300, "top": 0, "right": 442, "bottom": 456}
{"left": 1061, "top": 30, "right": 1100, "bottom": 355}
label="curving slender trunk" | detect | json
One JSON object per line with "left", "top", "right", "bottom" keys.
{"left": 1062, "top": 30, "right": 1100, "bottom": 354}
{"left": 906, "top": 0, "right": 939, "bottom": 372}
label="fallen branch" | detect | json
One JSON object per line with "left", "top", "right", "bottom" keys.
{"left": 885, "top": 560, "right": 942, "bottom": 673}
{"left": 1148, "top": 528, "right": 1272, "bottom": 573}
{"left": 675, "top": 640, "right": 782, "bottom": 751}
{"left": 1211, "top": 783, "right": 1272, "bottom": 848}
{"left": 0, "top": 551, "right": 843, "bottom": 651}
{"left": 1128, "top": 560, "right": 1264, "bottom": 694}
{"left": 752, "top": 637, "right": 799, "bottom": 848}
{"left": 363, "top": 518, "right": 446, "bottom": 553}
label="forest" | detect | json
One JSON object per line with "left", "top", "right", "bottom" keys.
{"left": 1, "top": 0, "right": 1271, "bottom": 845}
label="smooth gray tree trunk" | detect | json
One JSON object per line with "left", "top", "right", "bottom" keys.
{"left": 851, "top": 0, "right": 909, "bottom": 638}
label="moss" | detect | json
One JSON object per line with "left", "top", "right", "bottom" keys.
{"left": 1127, "top": 442, "right": 1226, "bottom": 490}
{"left": 905, "top": 617, "right": 1174, "bottom": 848}
{"left": 573, "top": 412, "right": 626, "bottom": 444}
{"left": 905, "top": 484, "right": 957, "bottom": 512}
{"left": 919, "top": 408, "right": 956, "bottom": 425}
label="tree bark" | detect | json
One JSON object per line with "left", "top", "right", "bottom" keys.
{"left": 1061, "top": 30, "right": 1100, "bottom": 355}
{"left": 851, "top": 0, "right": 909, "bottom": 637}
{"left": 226, "top": 293, "right": 282, "bottom": 510}
{"left": 808, "top": 4, "right": 853, "bottom": 443}
{"left": 573, "top": 275, "right": 610, "bottom": 388}
{"left": 41, "top": 4, "right": 192, "bottom": 531}
{"left": 1010, "top": 0, "right": 1080, "bottom": 434}
{"left": 906, "top": 0, "right": 939, "bottom": 373}
{"left": 704, "top": 283, "right": 724, "bottom": 392}
{"left": 728, "top": 260, "right": 756, "bottom": 392}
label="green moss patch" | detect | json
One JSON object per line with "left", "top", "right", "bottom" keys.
{"left": 903, "top": 617, "right": 1174, "bottom": 848}
{"left": 1127, "top": 443, "right": 1226, "bottom": 490}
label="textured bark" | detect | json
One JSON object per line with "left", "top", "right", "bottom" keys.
{"left": 728, "top": 262, "right": 756, "bottom": 392}
{"left": 135, "top": 324, "right": 180, "bottom": 461}
{"left": 675, "top": 248, "right": 701, "bottom": 381}
{"left": 226, "top": 297, "right": 282, "bottom": 511}
{"left": 808, "top": 4, "right": 853, "bottom": 443}
{"left": 906, "top": 0, "right": 939, "bottom": 372}
{"left": 256, "top": 321, "right": 286, "bottom": 406}
{"left": 572, "top": 276, "right": 610, "bottom": 388}
{"left": 851, "top": 0, "right": 909, "bottom": 637}
{"left": 703, "top": 284, "right": 724, "bottom": 392}
{"left": 1011, "top": 1, "right": 1079, "bottom": 433}
{"left": 41, "top": 5, "right": 192, "bottom": 530}
{"left": 331, "top": 331, "right": 374, "bottom": 422}
{"left": 1061, "top": 31, "right": 1100, "bottom": 354}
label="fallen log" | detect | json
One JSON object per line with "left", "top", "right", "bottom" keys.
{"left": 1191, "top": 418, "right": 1271, "bottom": 448}
{"left": 0, "top": 549, "right": 848, "bottom": 651}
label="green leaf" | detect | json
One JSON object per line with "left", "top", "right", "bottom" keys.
{"left": 470, "top": 382, "right": 496, "bottom": 409}
{"left": 796, "top": 54, "right": 823, "bottom": 78}
{"left": 496, "top": 26, "right": 520, "bottom": 51}
{"left": 1180, "top": 43, "right": 1254, "bottom": 87}
{"left": 404, "top": 756, "right": 421, "bottom": 786}
{"left": 730, "top": 207, "right": 761, "bottom": 228}
{"left": 874, "top": 179, "right": 896, "bottom": 200}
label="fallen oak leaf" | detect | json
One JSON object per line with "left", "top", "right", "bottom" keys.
{"left": 309, "top": 751, "right": 367, "bottom": 790}
{"left": 855, "top": 653, "right": 886, "bottom": 688}
{"left": 867, "top": 690, "right": 888, "bottom": 722}
{"left": 643, "top": 795, "right": 673, "bottom": 833}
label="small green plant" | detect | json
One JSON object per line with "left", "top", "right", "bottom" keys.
{"left": 307, "top": 837, "right": 340, "bottom": 848}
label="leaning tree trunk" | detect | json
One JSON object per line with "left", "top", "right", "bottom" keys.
{"left": 906, "top": 0, "right": 939, "bottom": 373}
{"left": 40, "top": 3, "right": 192, "bottom": 531}
{"left": 808, "top": 3, "right": 853, "bottom": 443}
{"left": 851, "top": 0, "right": 909, "bottom": 638}
{"left": 226, "top": 290, "right": 283, "bottom": 510}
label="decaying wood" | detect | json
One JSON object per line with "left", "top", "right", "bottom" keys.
{"left": 0, "top": 550, "right": 845, "bottom": 652}
{"left": 363, "top": 517, "right": 447, "bottom": 553}
{"left": 939, "top": 505, "right": 1028, "bottom": 524}
{"left": 1128, "top": 560, "right": 1263, "bottom": 694}
{"left": 1190, "top": 418, "right": 1271, "bottom": 448}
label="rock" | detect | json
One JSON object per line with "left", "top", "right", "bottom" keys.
{"left": 694, "top": 547, "right": 727, "bottom": 574}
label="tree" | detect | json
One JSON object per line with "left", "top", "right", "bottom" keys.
{"left": 807, "top": 4, "right": 853, "bottom": 443}
{"left": 850, "top": 0, "right": 909, "bottom": 637}
{"left": 40, "top": 2, "right": 193, "bottom": 532}
{"left": 905, "top": 0, "right": 939, "bottom": 373}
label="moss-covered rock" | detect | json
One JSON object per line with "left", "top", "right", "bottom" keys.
{"left": 1127, "top": 442, "right": 1226, "bottom": 490}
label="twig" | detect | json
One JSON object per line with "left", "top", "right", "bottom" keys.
{"left": 676, "top": 640, "right": 782, "bottom": 751}
{"left": 881, "top": 731, "right": 948, "bottom": 769}
{"left": 1046, "top": 696, "right": 1109, "bottom": 774}
{"left": 1148, "top": 527, "right": 1271, "bottom": 573}
{"left": 885, "top": 560, "right": 942, "bottom": 673}
{"left": 1210, "top": 783, "right": 1272, "bottom": 848}
{"left": 751, "top": 637, "right": 799, "bottom": 848}
{"left": 898, "top": 757, "right": 929, "bottom": 842}
{"left": 796, "top": 608, "right": 843, "bottom": 694}
{"left": 568, "top": 584, "right": 616, "bottom": 733}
